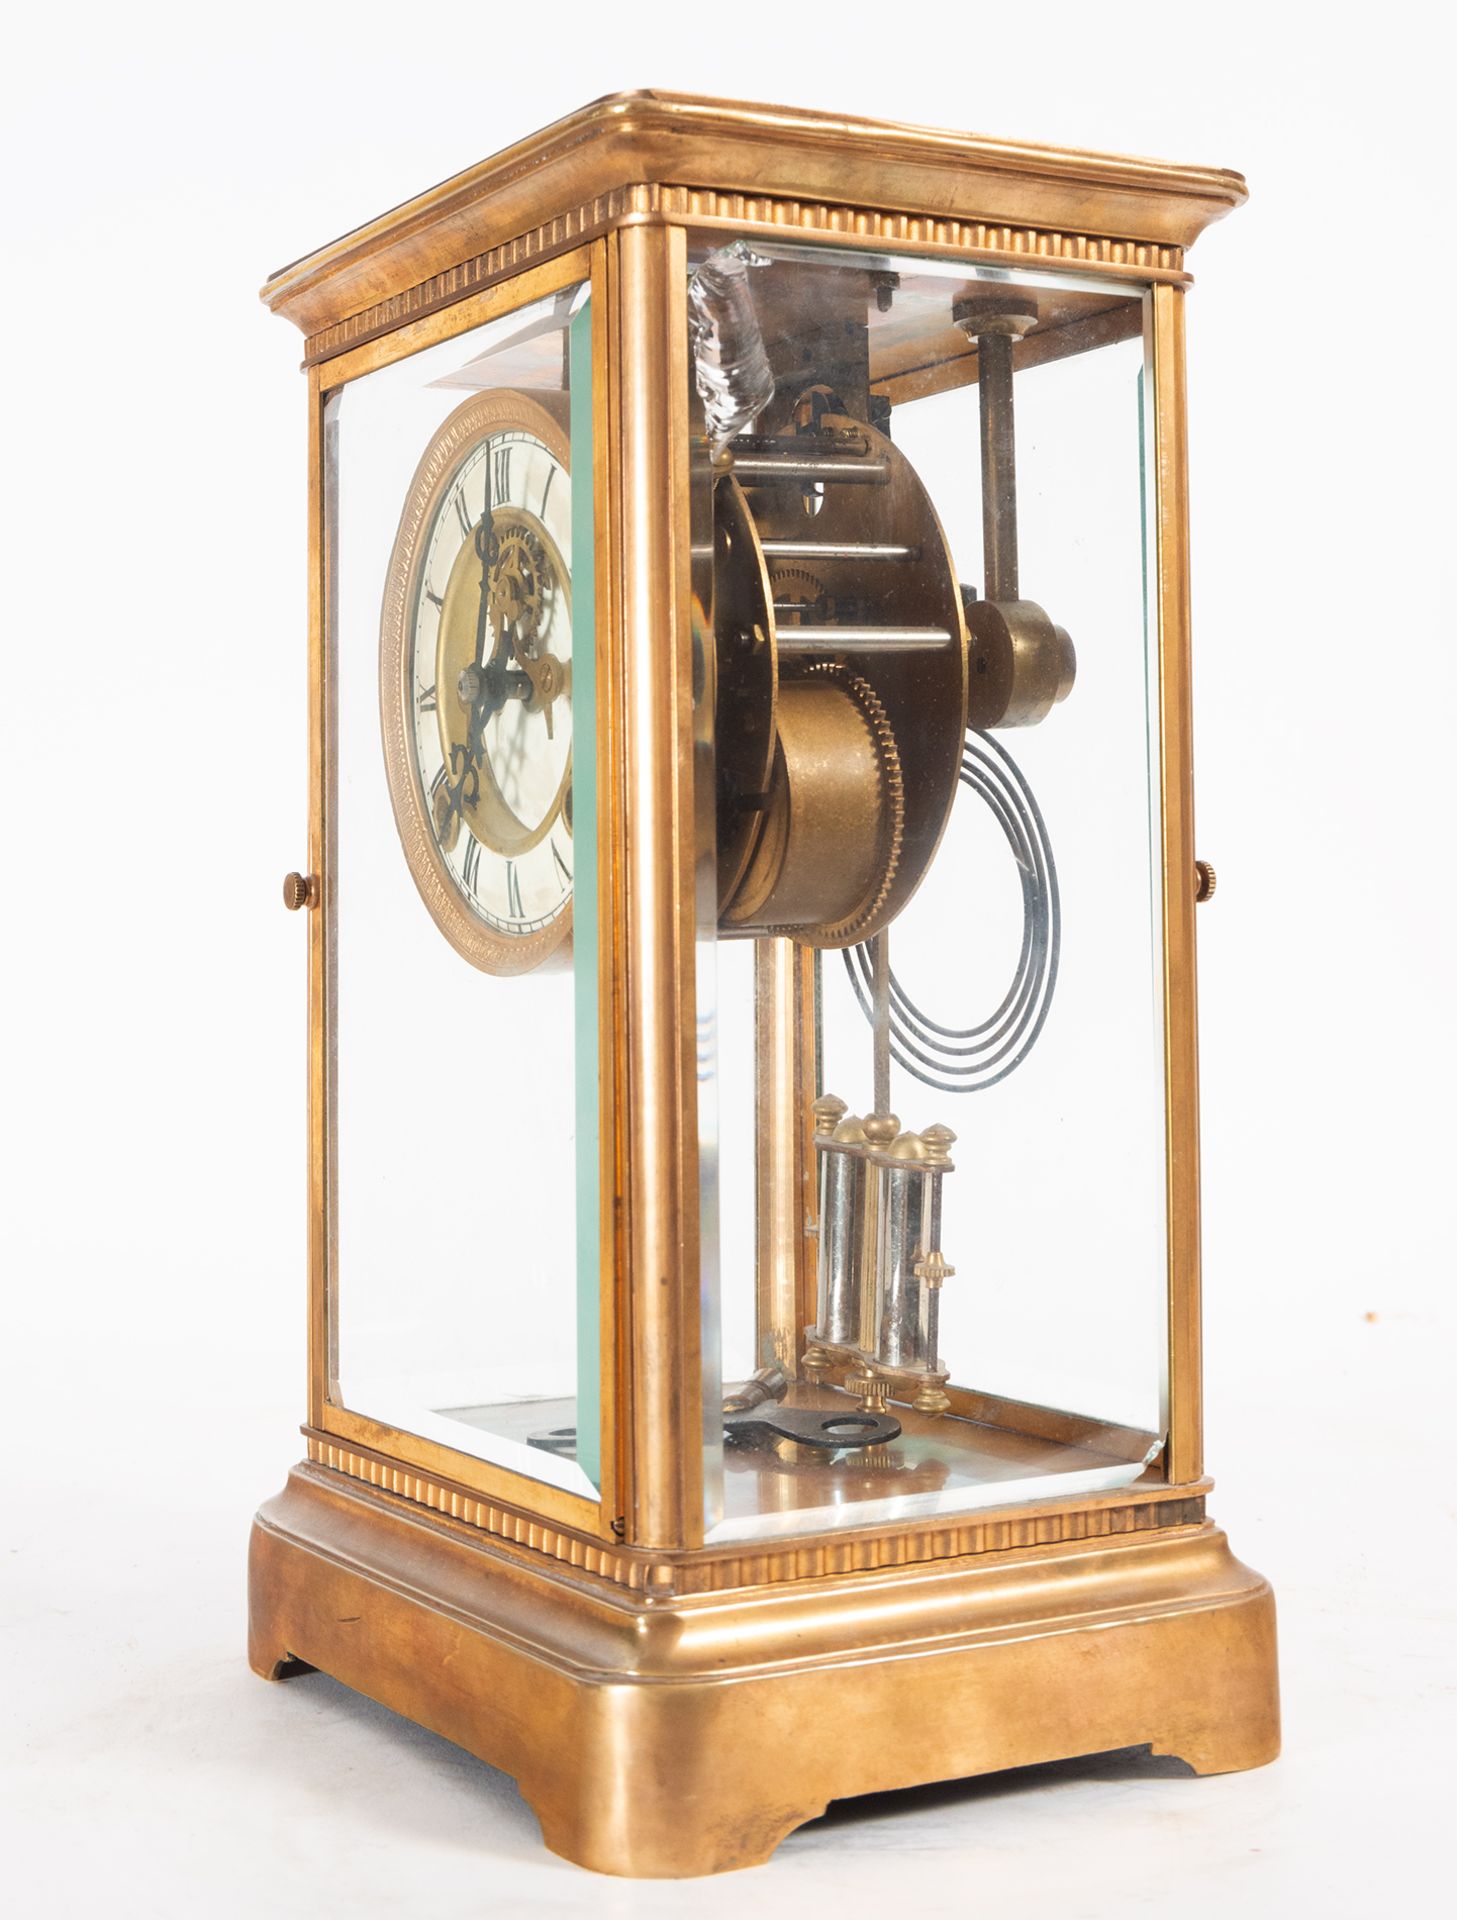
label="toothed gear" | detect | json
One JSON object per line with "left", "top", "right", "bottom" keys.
{"left": 489, "top": 523, "right": 551, "bottom": 653}
{"left": 767, "top": 562, "right": 826, "bottom": 620}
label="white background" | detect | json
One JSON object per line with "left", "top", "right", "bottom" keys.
{"left": 3, "top": 5, "right": 1452, "bottom": 1915}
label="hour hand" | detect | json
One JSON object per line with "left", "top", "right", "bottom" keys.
{"left": 432, "top": 742, "right": 481, "bottom": 851}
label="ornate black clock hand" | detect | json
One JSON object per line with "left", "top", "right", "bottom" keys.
{"left": 432, "top": 500, "right": 500, "bottom": 843}
{"left": 438, "top": 452, "right": 518, "bottom": 841}
{"left": 471, "top": 449, "right": 497, "bottom": 672}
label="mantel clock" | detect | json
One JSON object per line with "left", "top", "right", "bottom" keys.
{"left": 252, "top": 92, "right": 1277, "bottom": 1877}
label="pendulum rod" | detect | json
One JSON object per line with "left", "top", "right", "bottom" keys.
{"left": 871, "top": 928, "right": 891, "bottom": 1118}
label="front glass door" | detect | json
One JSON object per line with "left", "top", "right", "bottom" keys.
{"left": 324, "top": 266, "right": 601, "bottom": 1500}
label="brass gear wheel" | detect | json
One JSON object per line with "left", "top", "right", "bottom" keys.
{"left": 788, "top": 659, "right": 905, "bottom": 946}
{"left": 488, "top": 518, "right": 551, "bottom": 654}
{"left": 767, "top": 562, "right": 827, "bottom": 624}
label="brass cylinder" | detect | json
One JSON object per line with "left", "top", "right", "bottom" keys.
{"left": 722, "top": 679, "right": 886, "bottom": 931}
{"left": 965, "top": 598, "right": 1076, "bottom": 729}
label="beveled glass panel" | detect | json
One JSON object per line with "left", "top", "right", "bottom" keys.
{"left": 689, "top": 243, "right": 1164, "bottom": 1540}
{"left": 328, "top": 278, "right": 600, "bottom": 1498}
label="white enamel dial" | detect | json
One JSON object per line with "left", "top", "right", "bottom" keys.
{"left": 381, "top": 390, "right": 576, "bottom": 975}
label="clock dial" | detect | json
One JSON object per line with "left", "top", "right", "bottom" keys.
{"left": 381, "top": 391, "right": 576, "bottom": 974}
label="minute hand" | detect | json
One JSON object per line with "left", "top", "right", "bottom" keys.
{"left": 470, "top": 467, "right": 498, "bottom": 675}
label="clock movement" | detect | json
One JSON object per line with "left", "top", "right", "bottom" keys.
{"left": 252, "top": 92, "right": 1277, "bottom": 1876}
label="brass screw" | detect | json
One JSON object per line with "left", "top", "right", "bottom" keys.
{"left": 282, "top": 872, "right": 315, "bottom": 912}
{"left": 1194, "top": 860, "right": 1217, "bottom": 904}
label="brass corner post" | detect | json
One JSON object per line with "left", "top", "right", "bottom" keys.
{"left": 613, "top": 222, "right": 705, "bottom": 1548}
{"left": 1152, "top": 283, "right": 1203, "bottom": 1485}
{"left": 307, "top": 364, "right": 338, "bottom": 1428}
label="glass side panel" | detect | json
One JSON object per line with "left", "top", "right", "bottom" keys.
{"left": 328, "top": 278, "right": 600, "bottom": 1499}
{"left": 689, "top": 243, "right": 1164, "bottom": 1540}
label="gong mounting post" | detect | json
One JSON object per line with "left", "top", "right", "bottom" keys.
{"left": 953, "top": 297, "right": 1039, "bottom": 605}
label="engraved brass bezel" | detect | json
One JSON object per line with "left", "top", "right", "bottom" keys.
{"left": 379, "top": 386, "right": 574, "bottom": 976}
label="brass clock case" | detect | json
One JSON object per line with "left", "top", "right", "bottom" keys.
{"left": 257, "top": 91, "right": 1272, "bottom": 1884}
{"left": 379, "top": 388, "right": 574, "bottom": 976}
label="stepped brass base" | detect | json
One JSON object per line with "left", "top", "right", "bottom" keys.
{"left": 249, "top": 1463, "right": 1279, "bottom": 1877}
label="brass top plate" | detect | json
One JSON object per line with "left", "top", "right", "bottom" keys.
{"left": 262, "top": 90, "right": 1246, "bottom": 340}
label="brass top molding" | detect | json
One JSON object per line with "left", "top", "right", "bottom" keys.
{"left": 262, "top": 90, "right": 1247, "bottom": 340}
{"left": 297, "top": 184, "right": 1187, "bottom": 370}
